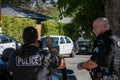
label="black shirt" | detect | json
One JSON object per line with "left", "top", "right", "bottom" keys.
{"left": 90, "top": 30, "right": 114, "bottom": 67}
{"left": 8, "top": 45, "right": 61, "bottom": 80}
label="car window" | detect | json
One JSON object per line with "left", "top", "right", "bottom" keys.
{"left": 65, "top": 37, "right": 71, "bottom": 43}
{"left": 0, "top": 36, "right": 10, "bottom": 43}
{"left": 40, "top": 37, "right": 59, "bottom": 47}
{"left": 78, "top": 41, "right": 88, "bottom": 46}
{"left": 60, "top": 37, "right": 65, "bottom": 44}
{"left": 40, "top": 38, "right": 46, "bottom": 48}
{"left": 51, "top": 37, "right": 59, "bottom": 47}
{"left": 9, "top": 38, "right": 13, "bottom": 42}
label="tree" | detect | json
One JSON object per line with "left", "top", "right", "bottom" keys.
{"left": 57, "top": 0, "right": 105, "bottom": 39}
{"left": 58, "top": 0, "right": 120, "bottom": 38}
{"left": 105, "top": 0, "right": 120, "bottom": 37}
{"left": 2, "top": 0, "right": 120, "bottom": 40}
{"left": 2, "top": 0, "right": 59, "bottom": 19}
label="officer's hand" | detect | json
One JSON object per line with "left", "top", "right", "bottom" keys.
{"left": 77, "top": 63, "right": 84, "bottom": 70}
{"left": 46, "top": 36, "right": 59, "bottom": 56}
{"left": 46, "top": 36, "right": 52, "bottom": 50}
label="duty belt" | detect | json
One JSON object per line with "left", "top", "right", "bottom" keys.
{"left": 100, "top": 67, "right": 112, "bottom": 74}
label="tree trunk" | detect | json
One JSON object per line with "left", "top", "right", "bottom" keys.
{"left": 105, "top": 0, "right": 120, "bottom": 37}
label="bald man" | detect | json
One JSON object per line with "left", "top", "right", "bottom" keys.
{"left": 77, "top": 17, "right": 115, "bottom": 80}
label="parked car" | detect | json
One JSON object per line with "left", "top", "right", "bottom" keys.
{"left": 74, "top": 39, "right": 91, "bottom": 55}
{"left": 39, "top": 35, "right": 76, "bottom": 57}
{"left": 0, "top": 34, "right": 21, "bottom": 55}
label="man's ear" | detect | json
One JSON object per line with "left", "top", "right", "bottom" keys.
{"left": 103, "top": 23, "right": 107, "bottom": 30}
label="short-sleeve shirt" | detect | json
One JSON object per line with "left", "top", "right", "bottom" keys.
{"left": 8, "top": 45, "right": 61, "bottom": 80}
{"left": 90, "top": 30, "right": 114, "bottom": 67}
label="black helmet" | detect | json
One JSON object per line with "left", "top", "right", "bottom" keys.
{"left": 1, "top": 48, "right": 15, "bottom": 62}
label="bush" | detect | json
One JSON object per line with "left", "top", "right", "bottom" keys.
{"left": 2, "top": 16, "right": 35, "bottom": 42}
{"left": 2, "top": 16, "right": 77, "bottom": 43}
{"left": 41, "top": 20, "right": 65, "bottom": 36}
{"left": 2, "top": 16, "right": 36, "bottom": 42}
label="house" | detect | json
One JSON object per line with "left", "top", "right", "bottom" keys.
{"left": 1, "top": 3, "right": 52, "bottom": 23}
{"left": 1, "top": 3, "right": 52, "bottom": 37}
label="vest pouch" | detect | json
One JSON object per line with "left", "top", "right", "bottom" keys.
{"left": 103, "top": 74, "right": 119, "bottom": 80}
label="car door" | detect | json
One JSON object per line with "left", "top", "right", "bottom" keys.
{"left": 0, "top": 35, "right": 16, "bottom": 55}
{"left": 59, "top": 37, "right": 66, "bottom": 55}
{"left": 64, "top": 36, "right": 73, "bottom": 54}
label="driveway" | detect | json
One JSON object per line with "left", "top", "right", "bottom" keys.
{"left": 65, "top": 55, "right": 92, "bottom": 80}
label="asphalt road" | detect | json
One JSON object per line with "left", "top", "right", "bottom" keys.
{"left": 65, "top": 55, "right": 92, "bottom": 80}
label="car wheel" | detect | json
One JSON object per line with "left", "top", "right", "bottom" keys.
{"left": 70, "top": 49, "right": 76, "bottom": 57}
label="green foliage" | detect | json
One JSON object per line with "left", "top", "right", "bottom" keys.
{"left": 2, "top": 0, "right": 106, "bottom": 42}
{"left": 41, "top": 20, "right": 65, "bottom": 36}
{"left": 58, "top": 0, "right": 105, "bottom": 40}
{"left": 2, "top": 0, "right": 60, "bottom": 20}
{"left": 2, "top": 16, "right": 67, "bottom": 42}
{"left": 50, "top": 10, "right": 61, "bottom": 21}
{"left": 63, "top": 23, "right": 79, "bottom": 41}
{"left": 2, "top": 16, "right": 36, "bottom": 42}
{"left": 41, "top": 20, "right": 79, "bottom": 41}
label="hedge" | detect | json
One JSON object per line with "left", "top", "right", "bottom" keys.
{"left": 2, "top": 16, "right": 36, "bottom": 42}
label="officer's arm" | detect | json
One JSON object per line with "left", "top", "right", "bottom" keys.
{"left": 46, "top": 36, "right": 66, "bottom": 69}
{"left": 46, "top": 36, "right": 59, "bottom": 56}
{"left": 77, "top": 60, "right": 98, "bottom": 70}
{"left": 78, "top": 38, "right": 106, "bottom": 70}
{"left": 57, "top": 58, "right": 66, "bottom": 69}
{"left": 49, "top": 48, "right": 66, "bottom": 69}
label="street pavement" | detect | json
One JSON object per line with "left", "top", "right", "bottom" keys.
{"left": 65, "top": 55, "right": 92, "bottom": 80}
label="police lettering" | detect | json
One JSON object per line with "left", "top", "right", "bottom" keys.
{"left": 16, "top": 55, "right": 41, "bottom": 66}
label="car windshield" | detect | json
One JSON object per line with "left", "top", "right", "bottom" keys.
{"left": 40, "top": 37, "right": 59, "bottom": 48}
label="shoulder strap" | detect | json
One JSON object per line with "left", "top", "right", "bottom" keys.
{"left": 108, "top": 53, "right": 114, "bottom": 73}
{"left": 108, "top": 35, "right": 119, "bottom": 73}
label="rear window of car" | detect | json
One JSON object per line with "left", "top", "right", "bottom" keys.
{"left": 40, "top": 37, "right": 59, "bottom": 48}
{"left": 0, "top": 35, "right": 10, "bottom": 43}
{"left": 51, "top": 37, "right": 59, "bottom": 46}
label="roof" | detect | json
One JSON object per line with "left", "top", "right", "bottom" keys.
{"left": 41, "top": 35, "right": 67, "bottom": 38}
{"left": 1, "top": 3, "right": 52, "bottom": 20}
{"left": 58, "top": 17, "right": 73, "bottom": 24}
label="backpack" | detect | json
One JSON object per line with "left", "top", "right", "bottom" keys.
{"left": 111, "top": 35, "right": 120, "bottom": 79}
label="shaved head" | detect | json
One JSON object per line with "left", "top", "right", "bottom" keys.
{"left": 93, "top": 17, "right": 110, "bottom": 28}
{"left": 93, "top": 17, "right": 110, "bottom": 36}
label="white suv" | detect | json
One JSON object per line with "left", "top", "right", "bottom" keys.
{"left": 39, "top": 35, "right": 75, "bottom": 57}
{"left": 0, "top": 34, "right": 21, "bottom": 55}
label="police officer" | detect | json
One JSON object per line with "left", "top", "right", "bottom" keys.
{"left": 8, "top": 26, "right": 65, "bottom": 80}
{"left": 77, "top": 17, "right": 115, "bottom": 80}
